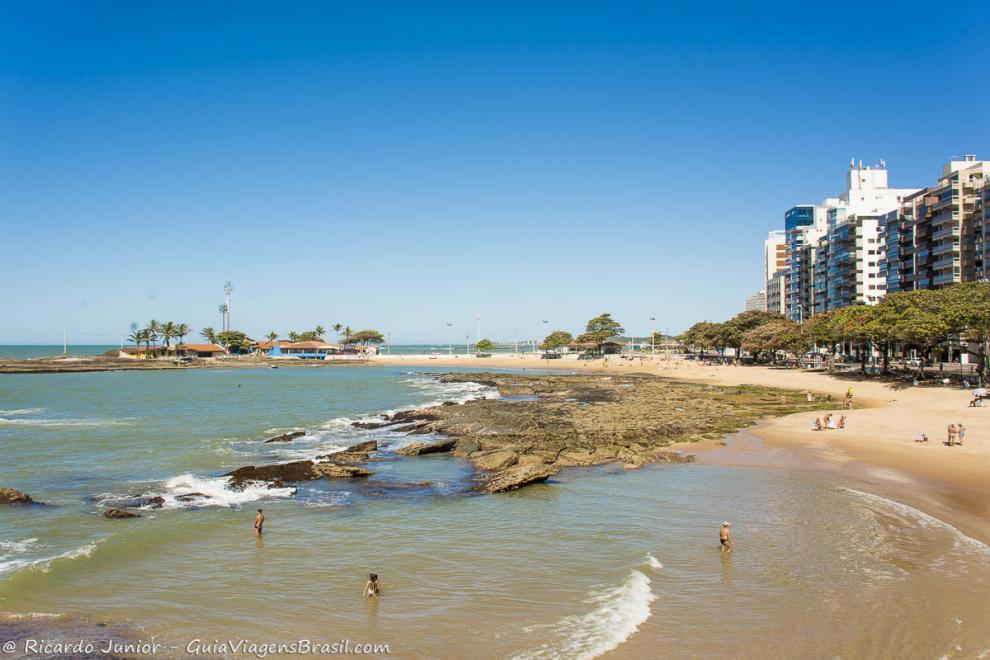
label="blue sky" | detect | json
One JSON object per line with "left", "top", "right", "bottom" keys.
{"left": 2, "top": 1, "right": 988, "bottom": 344}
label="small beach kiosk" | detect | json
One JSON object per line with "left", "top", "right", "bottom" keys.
{"left": 267, "top": 341, "right": 340, "bottom": 360}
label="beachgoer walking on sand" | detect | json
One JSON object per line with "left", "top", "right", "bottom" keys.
{"left": 364, "top": 573, "right": 381, "bottom": 597}
{"left": 254, "top": 508, "right": 265, "bottom": 535}
{"left": 838, "top": 415, "right": 846, "bottom": 429}
{"left": 720, "top": 522, "right": 732, "bottom": 553}
{"left": 806, "top": 391, "right": 815, "bottom": 403}
{"left": 947, "top": 424, "right": 958, "bottom": 446}
{"left": 958, "top": 423, "right": 966, "bottom": 445}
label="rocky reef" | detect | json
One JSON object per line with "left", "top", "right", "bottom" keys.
{"left": 363, "top": 372, "right": 825, "bottom": 492}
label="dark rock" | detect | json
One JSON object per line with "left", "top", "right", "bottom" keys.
{"left": 264, "top": 431, "right": 305, "bottom": 443}
{"left": 481, "top": 464, "right": 558, "bottom": 493}
{"left": 0, "top": 487, "right": 34, "bottom": 505}
{"left": 175, "top": 492, "right": 208, "bottom": 502}
{"left": 394, "top": 438, "right": 457, "bottom": 456}
{"left": 317, "top": 440, "right": 378, "bottom": 464}
{"left": 225, "top": 460, "right": 322, "bottom": 487}
{"left": 103, "top": 508, "right": 140, "bottom": 519}
{"left": 351, "top": 421, "right": 388, "bottom": 430}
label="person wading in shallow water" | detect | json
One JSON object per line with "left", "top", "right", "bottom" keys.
{"left": 364, "top": 573, "right": 381, "bottom": 598}
{"left": 254, "top": 508, "right": 265, "bottom": 535}
{"left": 720, "top": 522, "right": 732, "bottom": 553}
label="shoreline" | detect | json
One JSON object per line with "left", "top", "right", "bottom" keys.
{"left": 5, "top": 350, "right": 987, "bottom": 543}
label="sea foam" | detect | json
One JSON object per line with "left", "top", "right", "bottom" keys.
{"left": 515, "top": 570, "right": 656, "bottom": 660}
{"left": 160, "top": 474, "right": 295, "bottom": 509}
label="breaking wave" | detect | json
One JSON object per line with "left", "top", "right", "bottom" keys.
{"left": 0, "top": 417, "right": 131, "bottom": 428}
{"left": 645, "top": 554, "right": 663, "bottom": 571}
{"left": 0, "top": 540, "right": 104, "bottom": 578}
{"left": 0, "top": 408, "right": 46, "bottom": 416}
{"left": 515, "top": 570, "right": 656, "bottom": 660}
{"left": 159, "top": 474, "right": 296, "bottom": 509}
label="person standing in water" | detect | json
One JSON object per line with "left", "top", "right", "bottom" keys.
{"left": 254, "top": 508, "right": 265, "bottom": 535}
{"left": 720, "top": 522, "right": 732, "bottom": 553}
{"left": 364, "top": 573, "right": 381, "bottom": 597}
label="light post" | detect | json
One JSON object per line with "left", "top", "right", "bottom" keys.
{"left": 541, "top": 320, "right": 548, "bottom": 354}
{"left": 650, "top": 317, "right": 656, "bottom": 355}
{"left": 476, "top": 316, "right": 481, "bottom": 348}
{"left": 446, "top": 322, "right": 453, "bottom": 355}
{"left": 465, "top": 331, "right": 470, "bottom": 355}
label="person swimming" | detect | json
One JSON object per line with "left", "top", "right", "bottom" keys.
{"left": 364, "top": 573, "right": 381, "bottom": 597}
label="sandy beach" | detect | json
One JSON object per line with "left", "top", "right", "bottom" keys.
{"left": 371, "top": 352, "right": 990, "bottom": 543}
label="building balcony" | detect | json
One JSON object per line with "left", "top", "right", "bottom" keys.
{"left": 932, "top": 242, "right": 961, "bottom": 257}
{"left": 932, "top": 254, "right": 960, "bottom": 271}
{"left": 931, "top": 211, "right": 961, "bottom": 227}
{"left": 933, "top": 272, "right": 960, "bottom": 286}
{"left": 932, "top": 225, "right": 960, "bottom": 241}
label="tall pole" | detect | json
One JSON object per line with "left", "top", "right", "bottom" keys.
{"left": 446, "top": 322, "right": 453, "bottom": 355}
{"left": 465, "top": 331, "right": 470, "bottom": 355}
{"left": 476, "top": 316, "right": 481, "bottom": 347}
{"left": 63, "top": 328, "right": 67, "bottom": 356}
{"left": 650, "top": 317, "right": 656, "bottom": 355}
{"left": 387, "top": 332, "right": 391, "bottom": 356}
{"left": 541, "top": 320, "right": 548, "bottom": 353}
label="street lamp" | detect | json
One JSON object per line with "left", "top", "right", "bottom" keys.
{"left": 650, "top": 316, "right": 656, "bottom": 355}
{"left": 446, "top": 322, "right": 453, "bottom": 355}
{"left": 541, "top": 320, "right": 548, "bottom": 353}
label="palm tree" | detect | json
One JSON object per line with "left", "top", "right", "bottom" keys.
{"left": 201, "top": 327, "right": 217, "bottom": 345}
{"left": 343, "top": 326, "right": 353, "bottom": 344}
{"left": 145, "top": 320, "right": 161, "bottom": 355}
{"left": 314, "top": 325, "right": 326, "bottom": 339}
{"left": 127, "top": 329, "right": 143, "bottom": 346}
{"left": 176, "top": 323, "right": 191, "bottom": 348}
{"left": 332, "top": 323, "right": 343, "bottom": 338}
{"left": 161, "top": 321, "right": 177, "bottom": 356}
{"left": 266, "top": 331, "right": 278, "bottom": 342}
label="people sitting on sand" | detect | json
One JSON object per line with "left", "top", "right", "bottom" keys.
{"left": 915, "top": 431, "right": 928, "bottom": 443}
{"left": 720, "top": 522, "right": 732, "bottom": 553}
{"left": 364, "top": 573, "right": 381, "bottom": 598}
{"left": 813, "top": 418, "right": 822, "bottom": 431}
{"left": 837, "top": 415, "right": 846, "bottom": 429}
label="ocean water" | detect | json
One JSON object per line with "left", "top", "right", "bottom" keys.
{"left": 0, "top": 345, "right": 117, "bottom": 359}
{"left": 0, "top": 344, "right": 532, "bottom": 359}
{"left": 1, "top": 367, "right": 989, "bottom": 659}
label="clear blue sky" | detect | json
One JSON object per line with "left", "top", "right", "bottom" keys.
{"left": 2, "top": 1, "right": 987, "bottom": 344}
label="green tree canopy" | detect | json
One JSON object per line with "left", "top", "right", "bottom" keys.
{"left": 346, "top": 330, "right": 385, "bottom": 345}
{"left": 540, "top": 330, "right": 574, "bottom": 353}
{"left": 475, "top": 338, "right": 496, "bottom": 353}
{"left": 577, "top": 313, "right": 624, "bottom": 348}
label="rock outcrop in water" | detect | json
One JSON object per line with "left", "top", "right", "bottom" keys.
{"left": 0, "top": 487, "right": 34, "bottom": 505}
{"left": 264, "top": 431, "right": 305, "bottom": 443}
{"left": 380, "top": 373, "right": 825, "bottom": 493}
{"left": 225, "top": 459, "right": 372, "bottom": 488}
{"left": 317, "top": 440, "right": 378, "bottom": 464}
{"left": 104, "top": 508, "right": 141, "bottom": 519}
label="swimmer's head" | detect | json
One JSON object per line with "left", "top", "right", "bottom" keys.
{"left": 370, "top": 573, "right": 378, "bottom": 581}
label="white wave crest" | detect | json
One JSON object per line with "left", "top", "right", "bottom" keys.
{"left": 160, "top": 474, "right": 295, "bottom": 509}
{"left": 645, "top": 554, "right": 663, "bottom": 571}
{"left": 515, "top": 570, "right": 655, "bottom": 660}
{"left": 0, "top": 408, "right": 45, "bottom": 416}
{"left": 0, "top": 417, "right": 131, "bottom": 428}
{"left": 0, "top": 538, "right": 39, "bottom": 555}
{"left": 0, "top": 540, "right": 103, "bottom": 577}
{"left": 842, "top": 487, "right": 990, "bottom": 559}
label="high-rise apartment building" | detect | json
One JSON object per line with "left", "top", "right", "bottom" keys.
{"left": 781, "top": 160, "right": 918, "bottom": 320}
{"left": 881, "top": 156, "right": 988, "bottom": 290}
{"left": 745, "top": 290, "right": 767, "bottom": 312}
{"left": 766, "top": 270, "right": 787, "bottom": 315}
